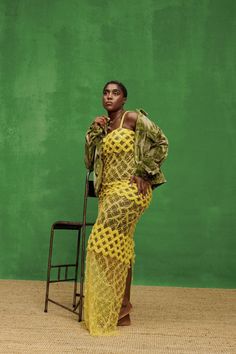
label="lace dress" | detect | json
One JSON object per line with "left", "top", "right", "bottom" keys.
{"left": 84, "top": 111, "right": 152, "bottom": 336}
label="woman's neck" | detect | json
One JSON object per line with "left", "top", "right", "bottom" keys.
{"left": 108, "top": 108, "right": 125, "bottom": 122}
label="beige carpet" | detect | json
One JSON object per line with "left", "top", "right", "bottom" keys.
{"left": 0, "top": 280, "right": 235, "bottom": 353}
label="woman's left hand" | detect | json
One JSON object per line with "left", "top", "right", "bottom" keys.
{"left": 130, "top": 175, "right": 151, "bottom": 196}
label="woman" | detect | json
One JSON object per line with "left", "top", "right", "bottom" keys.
{"left": 84, "top": 81, "right": 168, "bottom": 336}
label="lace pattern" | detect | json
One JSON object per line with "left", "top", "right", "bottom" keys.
{"left": 84, "top": 128, "right": 152, "bottom": 335}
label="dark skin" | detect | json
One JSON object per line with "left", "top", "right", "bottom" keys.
{"left": 93, "top": 83, "right": 151, "bottom": 196}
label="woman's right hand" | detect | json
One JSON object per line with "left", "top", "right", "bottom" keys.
{"left": 94, "top": 116, "right": 108, "bottom": 128}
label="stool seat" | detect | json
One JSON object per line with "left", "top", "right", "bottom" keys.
{"left": 52, "top": 221, "right": 94, "bottom": 230}
{"left": 52, "top": 221, "right": 82, "bottom": 230}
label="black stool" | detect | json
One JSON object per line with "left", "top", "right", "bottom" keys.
{"left": 44, "top": 170, "right": 96, "bottom": 321}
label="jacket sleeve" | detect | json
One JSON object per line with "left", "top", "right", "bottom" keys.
{"left": 134, "top": 114, "right": 169, "bottom": 180}
{"left": 84, "top": 123, "right": 104, "bottom": 171}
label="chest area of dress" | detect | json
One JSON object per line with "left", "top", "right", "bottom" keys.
{"left": 102, "top": 128, "right": 135, "bottom": 155}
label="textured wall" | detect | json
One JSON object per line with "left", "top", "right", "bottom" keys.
{"left": 0, "top": 0, "right": 235, "bottom": 288}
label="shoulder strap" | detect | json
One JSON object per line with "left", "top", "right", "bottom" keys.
{"left": 119, "top": 111, "right": 130, "bottom": 128}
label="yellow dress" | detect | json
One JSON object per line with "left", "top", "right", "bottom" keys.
{"left": 84, "top": 111, "right": 152, "bottom": 336}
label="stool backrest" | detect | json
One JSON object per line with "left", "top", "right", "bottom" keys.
{"left": 79, "top": 171, "right": 97, "bottom": 319}
{"left": 82, "top": 171, "right": 96, "bottom": 226}
{"left": 87, "top": 180, "right": 96, "bottom": 198}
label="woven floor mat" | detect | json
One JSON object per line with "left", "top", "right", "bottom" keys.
{"left": 0, "top": 280, "right": 235, "bottom": 353}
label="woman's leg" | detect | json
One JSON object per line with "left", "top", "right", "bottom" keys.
{"left": 124, "top": 265, "right": 132, "bottom": 303}
{"left": 118, "top": 265, "right": 132, "bottom": 325}
{"left": 119, "top": 265, "right": 132, "bottom": 314}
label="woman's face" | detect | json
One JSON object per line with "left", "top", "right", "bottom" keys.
{"left": 102, "top": 83, "right": 126, "bottom": 112}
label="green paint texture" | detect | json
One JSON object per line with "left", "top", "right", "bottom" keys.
{"left": 0, "top": 0, "right": 235, "bottom": 288}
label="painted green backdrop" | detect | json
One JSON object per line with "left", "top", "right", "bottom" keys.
{"left": 0, "top": 0, "right": 235, "bottom": 288}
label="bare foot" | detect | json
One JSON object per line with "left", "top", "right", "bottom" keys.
{"left": 117, "top": 314, "right": 131, "bottom": 326}
{"left": 119, "top": 302, "right": 132, "bottom": 320}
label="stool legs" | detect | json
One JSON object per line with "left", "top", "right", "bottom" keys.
{"left": 44, "top": 225, "right": 84, "bottom": 315}
{"left": 78, "top": 226, "right": 86, "bottom": 322}
{"left": 72, "top": 229, "right": 81, "bottom": 308}
{"left": 44, "top": 226, "right": 55, "bottom": 313}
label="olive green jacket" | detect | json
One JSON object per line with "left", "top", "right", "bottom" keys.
{"left": 84, "top": 109, "right": 169, "bottom": 195}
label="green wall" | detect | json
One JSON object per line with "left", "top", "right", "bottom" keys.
{"left": 0, "top": 0, "right": 235, "bottom": 288}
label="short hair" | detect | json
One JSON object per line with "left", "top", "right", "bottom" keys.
{"left": 103, "top": 80, "right": 128, "bottom": 98}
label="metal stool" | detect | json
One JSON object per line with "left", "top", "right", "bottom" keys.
{"left": 44, "top": 171, "right": 96, "bottom": 321}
